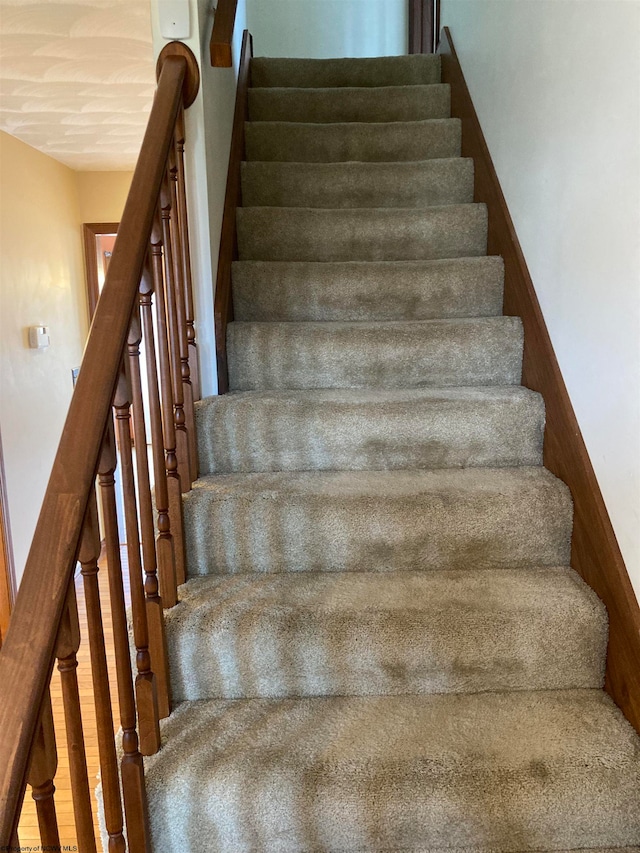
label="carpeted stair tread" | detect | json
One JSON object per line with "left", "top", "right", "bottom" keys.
{"left": 166, "top": 567, "right": 606, "bottom": 701}
{"left": 241, "top": 159, "right": 474, "bottom": 208}
{"left": 232, "top": 257, "right": 504, "bottom": 322}
{"left": 227, "top": 317, "right": 523, "bottom": 391}
{"left": 145, "top": 689, "right": 640, "bottom": 851}
{"left": 247, "top": 84, "right": 451, "bottom": 123}
{"left": 237, "top": 205, "right": 487, "bottom": 262}
{"left": 245, "top": 118, "right": 461, "bottom": 162}
{"left": 250, "top": 54, "right": 442, "bottom": 89}
{"left": 183, "top": 467, "right": 572, "bottom": 576}
{"left": 195, "top": 386, "right": 544, "bottom": 474}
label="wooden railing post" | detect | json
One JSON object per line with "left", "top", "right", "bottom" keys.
{"left": 175, "top": 106, "right": 200, "bottom": 402}
{"left": 150, "top": 216, "right": 187, "bottom": 586}
{"left": 98, "top": 422, "right": 151, "bottom": 852}
{"left": 112, "top": 361, "right": 161, "bottom": 758}
{"left": 168, "top": 146, "right": 199, "bottom": 483}
{"left": 159, "top": 180, "right": 192, "bottom": 492}
{"left": 79, "top": 493, "right": 126, "bottom": 853}
{"left": 128, "top": 303, "right": 172, "bottom": 719}
{"left": 55, "top": 583, "right": 97, "bottom": 853}
{"left": 140, "top": 258, "right": 181, "bottom": 606}
{"left": 26, "top": 691, "right": 60, "bottom": 849}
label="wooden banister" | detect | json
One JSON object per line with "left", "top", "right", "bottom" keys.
{"left": 210, "top": 0, "right": 239, "bottom": 67}
{"left": 215, "top": 29, "right": 252, "bottom": 392}
{"left": 0, "top": 45, "right": 199, "bottom": 846}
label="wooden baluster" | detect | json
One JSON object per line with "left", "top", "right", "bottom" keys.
{"left": 150, "top": 218, "right": 187, "bottom": 586}
{"left": 113, "top": 360, "right": 161, "bottom": 757}
{"left": 128, "top": 301, "right": 172, "bottom": 718}
{"left": 160, "top": 175, "right": 192, "bottom": 492}
{"left": 175, "top": 105, "right": 200, "bottom": 402}
{"left": 159, "top": 181, "right": 191, "bottom": 492}
{"left": 98, "top": 421, "right": 151, "bottom": 852}
{"left": 55, "top": 583, "right": 97, "bottom": 853}
{"left": 79, "top": 493, "right": 126, "bottom": 853}
{"left": 26, "top": 690, "right": 60, "bottom": 849}
{"left": 168, "top": 146, "right": 198, "bottom": 483}
{"left": 140, "top": 260, "right": 180, "bottom": 606}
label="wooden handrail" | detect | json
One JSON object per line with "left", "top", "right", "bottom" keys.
{"left": 210, "top": 0, "right": 239, "bottom": 67}
{"left": 214, "top": 29, "right": 252, "bottom": 392}
{"left": 0, "top": 50, "right": 196, "bottom": 843}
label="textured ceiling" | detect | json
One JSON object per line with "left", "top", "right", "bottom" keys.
{"left": 0, "top": 0, "right": 155, "bottom": 170}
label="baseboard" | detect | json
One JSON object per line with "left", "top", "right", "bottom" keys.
{"left": 214, "top": 29, "right": 252, "bottom": 394}
{"left": 438, "top": 26, "right": 640, "bottom": 733}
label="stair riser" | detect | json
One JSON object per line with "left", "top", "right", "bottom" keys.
{"left": 227, "top": 319, "right": 524, "bottom": 391}
{"left": 245, "top": 118, "right": 461, "bottom": 162}
{"left": 183, "top": 470, "right": 572, "bottom": 576}
{"left": 241, "top": 159, "right": 475, "bottom": 209}
{"left": 146, "top": 692, "right": 640, "bottom": 852}
{"left": 237, "top": 205, "right": 487, "bottom": 262}
{"left": 166, "top": 569, "right": 606, "bottom": 702}
{"left": 195, "top": 390, "right": 544, "bottom": 475}
{"left": 248, "top": 85, "right": 451, "bottom": 123}
{"left": 232, "top": 258, "right": 504, "bottom": 322}
{"left": 250, "top": 54, "right": 442, "bottom": 88}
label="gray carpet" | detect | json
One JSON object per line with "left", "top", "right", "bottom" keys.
{"left": 245, "top": 118, "right": 462, "bottom": 162}
{"left": 144, "top": 53, "right": 640, "bottom": 852}
{"left": 240, "top": 159, "right": 475, "bottom": 208}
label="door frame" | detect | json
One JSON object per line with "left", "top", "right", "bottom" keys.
{"left": 83, "top": 222, "right": 119, "bottom": 318}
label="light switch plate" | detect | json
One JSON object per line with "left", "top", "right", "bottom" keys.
{"left": 28, "top": 325, "right": 50, "bottom": 349}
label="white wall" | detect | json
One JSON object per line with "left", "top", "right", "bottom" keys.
{"left": 440, "top": 0, "right": 640, "bottom": 599}
{"left": 150, "top": 0, "right": 248, "bottom": 398}
{"left": 0, "top": 132, "right": 88, "bottom": 584}
{"left": 247, "top": 0, "right": 407, "bottom": 58}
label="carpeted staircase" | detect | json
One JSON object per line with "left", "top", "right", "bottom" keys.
{"left": 145, "top": 54, "right": 640, "bottom": 852}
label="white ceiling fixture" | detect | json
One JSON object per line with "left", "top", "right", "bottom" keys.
{"left": 0, "top": 0, "right": 156, "bottom": 170}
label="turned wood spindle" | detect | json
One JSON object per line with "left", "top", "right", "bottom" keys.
{"left": 113, "top": 359, "right": 161, "bottom": 756}
{"left": 168, "top": 144, "right": 198, "bottom": 483}
{"left": 55, "top": 582, "right": 97, "bottom": 853}
{"left": 175, "top": 106, "right": 200, "bottom": 402}
{"left": 26, "top": 690, "right": 60, "bottom": 849}
{"left": 140, "top": 256, "right": 180, "bottom": 606}
{"left": 128, "top": 301, "right": 172, "bottom": 718}
{"left": 150, "top": 218, "right": 187, "bottom": 586}
{"left": 98, "top": 421, "right": 151, "bottom": 852}
{"left": 79, "top": 492, "right": 126, "bottom": 853}
{"left": 159, "top": 179, "right": 192, "bottom": 491}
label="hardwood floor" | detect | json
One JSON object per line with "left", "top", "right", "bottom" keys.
{"left": 18, "top": 550, "right": 129, "bottom": 850}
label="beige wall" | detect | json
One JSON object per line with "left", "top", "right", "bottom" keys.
{"left": 441, "top": 0, "right": 640, "bottom": 600}
{"left": 75, "top": 170, "right": 133, "bottom": 224}
{"left": 0, "top": 134, "right": 132, "bottom": 585}
{"left": 0, "top": 131, "right": 87, "bottom": 584}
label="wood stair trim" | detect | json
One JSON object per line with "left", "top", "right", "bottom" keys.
{"left": 214, "top": 29, "right": 252, "bottom": 393}
{"left": 438, "top": 25, "right": 640, "bottom": 733}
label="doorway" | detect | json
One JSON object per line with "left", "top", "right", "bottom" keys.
{"left": 83, "top": 222, "right": 119, "bottom": 318}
